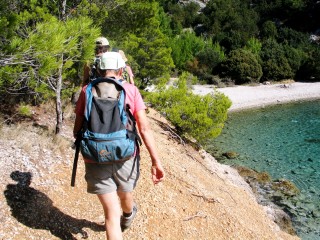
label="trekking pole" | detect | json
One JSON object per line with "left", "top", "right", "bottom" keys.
{"left": 71, "top": 133, "right": 81, "bottom": 187}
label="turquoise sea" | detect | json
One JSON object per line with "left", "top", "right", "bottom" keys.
{"left": 207, "top": 100, "right": 320, "bottom": 240}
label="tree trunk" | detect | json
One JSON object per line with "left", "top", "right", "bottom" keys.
{"left": 55, "top": 55, "right": 64, "bottom": 134}
{"left": 61, "top": 0, "right": 67, "bottom": 21}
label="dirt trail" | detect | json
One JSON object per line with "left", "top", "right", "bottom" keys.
{"left": 0, "top": 108, "right": 299, "bottom": 239}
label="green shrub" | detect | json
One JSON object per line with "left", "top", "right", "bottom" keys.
{"left": 263, "top": 57, "right": 294, "bottom": 80}
{"left": 297, "top": 46, "right": 320, "bottom": 81}
{"left": 18, "top": 103, "right": 32, "bottom": 117}
{"left": 221, "top": 49, "right": 262, "bottom": 84}
{"left": 283, "top": 44, "right": 307, "bottom": 74}
{"left": 145, "top": 72, "right": 231, "bottom": 144}
{"left": 245, "top": 37, "right": 262, "bottom": 56}
{"left": 260, "top": 21, "right": 278, "bottom": 40}
{"left": 260, "top": 39, "right": 295, "bottom": 81}
{"left": 169, "top": 31, "right": 205, "bottom": 69}
{"left": 277, "top": 27, "right": 309, "bottom": 47}
{"left": 187, "top": 49, "right": 223, "bottom": 83}
{"left": 196, "top": 46, "right": 223, "bottom": 69}
{"left": 191, "top": 42, "right": 226, "bottom": 82}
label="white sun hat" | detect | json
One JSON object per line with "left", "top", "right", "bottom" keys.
{"left": 98, "top": 52, "right": 126, "bottom": 70}
{"left": 95, "top": 37, "right": 110, "bottom": 46}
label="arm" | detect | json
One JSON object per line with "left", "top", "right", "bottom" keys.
{"left": 126, "top": 65, "right": 135, "bottom": 85}
{"left": 73, "top": 115, "right": 85, "bottom": 138}
{"left": 73, "top": 86, "right": 86, "bottom": 138}
{"left": 82, "top": 63, "right": 90, "bottom": 86}
{"left": 135, "top": 110, "right": 165, "bottom": 184}
{"left": 129, "top": 75, "right": 135, "bottom": 85}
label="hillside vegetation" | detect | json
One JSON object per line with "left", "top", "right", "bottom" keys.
{"left": 1, "top": 0, "right": 319, "bottom": 138}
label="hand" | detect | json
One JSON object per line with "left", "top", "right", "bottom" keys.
{"left": 151, "top": 164, "right": 165, "bottom": 185}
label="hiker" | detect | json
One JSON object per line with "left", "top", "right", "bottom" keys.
{"left": 82, "top": 36, "right": 111, "bottom": 86}
{"left": 73, "top": 52, "right": 165, "bottom": 240}
{"left": 118, "top": 50, "right": 135, "bottom": 85}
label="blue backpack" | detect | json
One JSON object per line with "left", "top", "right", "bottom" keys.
{"left": 80, "top": 77, "right": 141, "bottom": 163}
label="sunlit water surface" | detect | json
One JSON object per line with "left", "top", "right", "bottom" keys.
{"left": 207, "top": 100, "right": 320, "bottom": 240}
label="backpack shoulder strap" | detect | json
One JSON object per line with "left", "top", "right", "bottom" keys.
{"left": 85, "top": 77, "right": 128, "bottom": 124}
{"left": 126, "top": 104, "right": 142, "bottom": 146}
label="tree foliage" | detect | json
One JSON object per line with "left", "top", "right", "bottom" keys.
{"left": 0, "top": 15, "right": 100, "bottom": 133}
{"left": 1, "top": 0, "right": 320, "bottom": 137}
{"left": 187, "top": 41, "right": 226, "bottom": 82}
{"left": 158, "top": 0, "right": 319, "bottom": 83}
{"left": 169, "top": 31, "right": 205, "bottom": 69}
{"left": 102, "top": 1, "right": 174, "bottom": 86}
{"left": 2, "top": 16, "right": 99, "bottom": 95}
{"left": 244, "top": 37, "right": 262, "bottom": 56}
{"left": 221, "top": 49, "right": 262, "bottom": 84}
{"left": 145, "top": 72, "right": 231, "bottom": 143}
{"left": 260, "top": 21, "right": 278, "bottom": 40}
{"left": 199, "top": 0, "right": 259, "bottom": 48}
{"left": 297, "top": 46, "right": 320, "bottom": 81}
{"left": 260, "top": 39, "right": 295, "bottom": 81}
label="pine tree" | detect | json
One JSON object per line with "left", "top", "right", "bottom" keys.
{"left": 103, "top": 0, "right": 174, "bottom": 85}
{"left": 1, "top": 16, "right": 99, "bottom": 134}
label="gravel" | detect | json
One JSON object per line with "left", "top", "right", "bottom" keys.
{"left": 0, "top": 106, "right": 300, "bottom": 240}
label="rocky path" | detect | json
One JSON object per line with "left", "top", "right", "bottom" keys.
{"left": 0, "top": 107, "right": 299, "bottom": 240}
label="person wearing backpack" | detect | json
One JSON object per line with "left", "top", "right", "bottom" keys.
{"left": 118, "top": 50, "right": 135, "bottom": 85}
{"left": 82, "top": 37, "right": 111, "bottom": 86}
{"left": 73, "top": 51, "right": 165, "bottom": 240}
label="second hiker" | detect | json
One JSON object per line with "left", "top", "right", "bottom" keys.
{"left": 82, "top": 36, "right": 111, "bottom": 86}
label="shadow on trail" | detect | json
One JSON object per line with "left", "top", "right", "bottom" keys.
{"left": 4, "top": 171, "right": 104, "bottom": 240}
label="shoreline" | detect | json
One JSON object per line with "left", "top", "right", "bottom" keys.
{"left": 192, "top": 82, "right": 320, "bottom": 112}
{"left": 198, "top": 82, "right": 320, "bottom": 238}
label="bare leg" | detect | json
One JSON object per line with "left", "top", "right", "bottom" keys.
{"left": 97, "top": 192, "right": 122, "bottom": 240}
{"left": 117, "top": 191, "right": 134, "bottom": 214}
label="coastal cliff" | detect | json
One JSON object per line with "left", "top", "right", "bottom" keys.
{"left": 0, "top": 106, "right": 299, "bottom": 239}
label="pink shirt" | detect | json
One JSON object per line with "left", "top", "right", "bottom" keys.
{"left": 75, "top": 81, "right": 146, "bottom": 118}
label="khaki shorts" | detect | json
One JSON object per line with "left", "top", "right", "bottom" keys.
{"left": 84, "top": 156, "right": 140, "bottom": 195}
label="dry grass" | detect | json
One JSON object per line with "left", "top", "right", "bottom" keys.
{"left": 63, "top": 102, "right": 76, "bottom": 121}
{"left": 0, "top": 100, "right": 74, "bottom": 156}
{"left": 0, "top": 121, "right": 69, "bottom": 155}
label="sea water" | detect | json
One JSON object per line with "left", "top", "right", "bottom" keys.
{"left": 207, "top": 100, "right": 320, "bottom": 240}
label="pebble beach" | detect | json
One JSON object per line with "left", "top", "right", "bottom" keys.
{"left": 192, "top": 82, "right": 320, "bottom": 111}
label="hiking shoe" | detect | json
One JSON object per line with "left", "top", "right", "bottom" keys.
{"left": 120, "top": 204, "right": 138, "bottom": 231}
